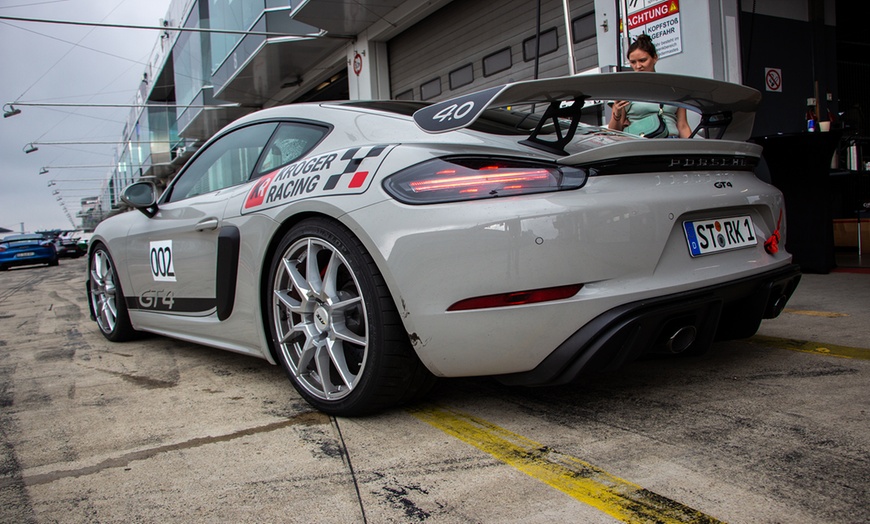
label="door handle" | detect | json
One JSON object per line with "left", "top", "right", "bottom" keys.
{"left": 194, "top": 218, "right": 219, "bottom": 231}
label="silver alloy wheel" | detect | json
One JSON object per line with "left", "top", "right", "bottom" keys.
{"left": 90, "top": 249, "right": 119, "bottom": 334}
{"left": 272, "top": 237, "right": 369, "bottom": 401}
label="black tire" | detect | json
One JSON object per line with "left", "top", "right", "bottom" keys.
{"left": 89, "top": 244, "right": 137, "bottom": 342}
{"left": 48, "top": 258, "right": 59, "bottom": 267}
{"left": 267, "top": 218, "right": 435, "bottom": 416}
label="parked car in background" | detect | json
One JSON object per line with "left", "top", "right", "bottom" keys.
{"left": 39, "top": 230, "right": 86, "bottom": 259}
{"left": 57, "top": 231, "right": 86, "bottom": 258}
{"left": 0, "top": 234, "right": 59, "bottom": 270}
{"left": 76, "top": 232, "right": 94, "bottom": 253}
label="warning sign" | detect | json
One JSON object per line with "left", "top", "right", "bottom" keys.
{"left": 765, "top": 67, "right": 782, "bottom": 93}
{"left": 353, "top": 52, "right": 363, "bottom": 76}
{"left": 622, "top": 0, "right": 682, "bottom": 64}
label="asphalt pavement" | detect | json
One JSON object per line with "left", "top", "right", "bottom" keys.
{"left": 0, "top": 257, "right": 867, "bottom": 523}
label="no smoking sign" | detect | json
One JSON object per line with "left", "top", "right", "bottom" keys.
{"left": 765, "top": 67, "right": 782, "bottom": 93}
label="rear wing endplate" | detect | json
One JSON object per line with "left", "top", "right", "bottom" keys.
{"left": 412, "top": 72, "right": 761, "bottom": 142}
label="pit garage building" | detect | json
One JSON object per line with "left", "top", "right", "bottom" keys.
{"left": 83, "top": 0, "right": 864, "bottom": 273}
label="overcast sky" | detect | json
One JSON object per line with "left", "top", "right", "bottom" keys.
{"left": 1, "top": 0, "right": 172, "bottom": 233}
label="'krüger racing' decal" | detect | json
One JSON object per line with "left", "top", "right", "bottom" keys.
{"left": 243, "top": 145, "right": 393, "bottom": 212}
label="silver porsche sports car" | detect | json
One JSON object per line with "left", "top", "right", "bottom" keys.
{"left": 87, "top": 72, "right": 800, "bottom": 415}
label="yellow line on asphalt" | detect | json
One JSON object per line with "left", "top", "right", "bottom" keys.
{"left": 783, "top": 308, "right": 848, "bottom": 318}
{"left": 751, "top": 335, "right": 870, "bottom": 360}
{"left": 409, "top": 405, "right": 723, "bottom": 524}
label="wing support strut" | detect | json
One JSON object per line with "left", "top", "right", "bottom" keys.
{"left": 518, "top": 98, "right": 585, "bottom": 155}
{"left": 690, "top": 111, "right": 733, "bottom": 139}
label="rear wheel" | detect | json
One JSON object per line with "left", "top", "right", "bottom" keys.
{"left": 267, "top": 218, "right": 434, "bottom": 416}
{"left": 89, "top": 245, "right": 137, "bottom": 342}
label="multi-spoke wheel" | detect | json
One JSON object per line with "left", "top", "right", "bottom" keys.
{"left": 268, "top": 218, "right": 434, "bottom": 416}
{"left": 89, "top": 244, "right": 136, "bottom": 341}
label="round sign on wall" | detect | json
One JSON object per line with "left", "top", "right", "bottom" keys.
{"left": 353, "top": 52, "right": 363, "bottom": 76}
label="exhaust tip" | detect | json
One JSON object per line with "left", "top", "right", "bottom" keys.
{"left": 666, "top": 325, "right": 697, "bottom": 353}
{"left": 770, "top": 295, "right": 788, "bottom": 317}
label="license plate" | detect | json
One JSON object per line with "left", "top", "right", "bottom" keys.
{"left": 16, "top": 252, "right": 35, "bottom": 258}
{"left": 683, "top": 216, "right": 757, "bottom": 257}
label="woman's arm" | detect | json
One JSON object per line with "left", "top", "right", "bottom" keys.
{"left": 676, "top": 107, "right": 691, "bottom": 138}
{"left": 609, "top": 100, "right": 630, "bottom": 131}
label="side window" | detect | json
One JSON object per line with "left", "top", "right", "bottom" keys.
{"left": 256, "top": 122, "right": 329, "bottom": 176}
{"left": 166, "top": 123, "right": 278, "bottom": 202}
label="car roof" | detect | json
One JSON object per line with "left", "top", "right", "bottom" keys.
{"left": 2, "top": 234, "right": 44, "bottom": 241}
{"left": 210, "top": 98, "right": 564, "bottom": 147}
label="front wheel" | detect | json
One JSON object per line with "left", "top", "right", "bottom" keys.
{"left": 89, "top": 244, "right": 137, "bottom": 342}
{"left": 267, "top": 218, "right": 434, "bottom": 416}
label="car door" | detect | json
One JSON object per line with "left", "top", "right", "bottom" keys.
{"left": 124, "top": 122, "right": 278, "bottom": 317}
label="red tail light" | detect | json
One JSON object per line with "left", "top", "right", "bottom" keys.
{"left": 384, "top": 157, "right": 587, "bottom": 204}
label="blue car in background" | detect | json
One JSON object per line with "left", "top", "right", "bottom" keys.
{"left": 0, "top": 234, "right": 59, "bottom": 271}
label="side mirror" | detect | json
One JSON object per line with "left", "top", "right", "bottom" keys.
{"left": 121, "top": 181, "right": 159, "bottom": 218}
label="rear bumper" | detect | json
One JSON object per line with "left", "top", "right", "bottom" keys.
{"left": 57, "top": 244, "right": 84, "bottom": 258}
{"left": 496, "top": 264, "right": 801, "bottom": 387}
{"left": 0, "top": 253, "right": 57, "bottom": 269}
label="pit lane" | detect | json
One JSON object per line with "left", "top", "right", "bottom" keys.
{"left": 1, "top": 257, "right": 867, "bottom": 523}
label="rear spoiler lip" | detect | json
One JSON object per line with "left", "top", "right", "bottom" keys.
{"left": 557, "top": 136, "right": 763, "bottom": 166}
{"left": 412, "top": 72, "right": 761, "bottom": 141}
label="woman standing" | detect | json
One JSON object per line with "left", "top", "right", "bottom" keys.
{"left": 608, "top": 34, "right": 692, "bottom": 138}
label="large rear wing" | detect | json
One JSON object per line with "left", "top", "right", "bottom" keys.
{"left": 412, "top": 72, "right": 761, "bottom": 145}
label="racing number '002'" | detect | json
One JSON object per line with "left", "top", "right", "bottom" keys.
{"left": 150, "top": 240, "right": 176, "bottom": 282}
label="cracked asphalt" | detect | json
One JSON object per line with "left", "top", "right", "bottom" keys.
{"left": 1, "top": 257, "right": 867, "bottom": 523}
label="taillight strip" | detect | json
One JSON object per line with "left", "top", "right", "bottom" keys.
{"left": 410, "top": 170, "right": 552, "bottom": 193}
{"left": 448, "top": 284, "right": 583, "bottom": 311}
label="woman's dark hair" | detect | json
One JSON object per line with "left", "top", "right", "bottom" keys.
{"left": 627, "top": 34, "right": 657, "bottom": 59}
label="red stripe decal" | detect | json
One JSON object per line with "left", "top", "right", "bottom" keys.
{"left": 348, "top": 171, "right": 369, "bottom": 188}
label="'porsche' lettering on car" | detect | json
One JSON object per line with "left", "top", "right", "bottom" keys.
{"left": 243, "top": 145, "right": 392, "bottom": 212}
{"left": 668, "top": 157, "right": 750, "bottom": 168}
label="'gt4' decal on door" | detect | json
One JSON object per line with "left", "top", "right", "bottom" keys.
{"left": 125, "top": 294, "right": 217, "bottom": 314}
